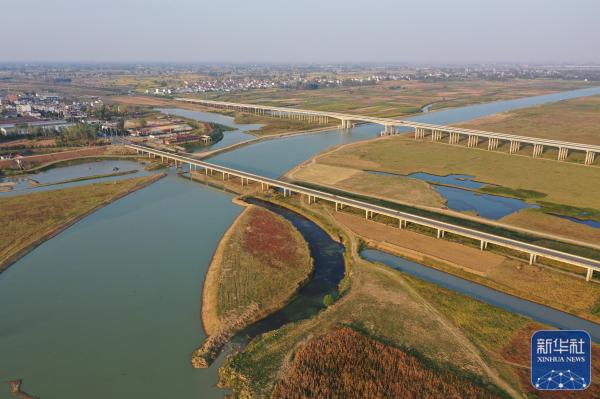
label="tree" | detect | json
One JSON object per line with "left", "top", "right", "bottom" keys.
{"left": 323, "top": 294, "right": 335, "bottom": 307}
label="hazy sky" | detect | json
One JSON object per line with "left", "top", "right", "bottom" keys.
{"left": 3, "top": 0, "right": 598, "bottom": 63}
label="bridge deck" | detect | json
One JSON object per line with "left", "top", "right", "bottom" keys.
{"left": 177, "top": 98, "right": 600, "bottom": 153}
{"left": 127, "top": 143, "right": 600, "bottom": 277}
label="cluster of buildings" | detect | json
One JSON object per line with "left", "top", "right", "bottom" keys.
{"left": 145, "top": 74, "right": 409, "bottom": 96}
{"left": 0, "top": 92, "right": 105, "bottom": 136}
{"left": 126, "top": 117, "right": 211, "bottom": 146}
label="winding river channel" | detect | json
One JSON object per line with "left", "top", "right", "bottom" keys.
{"left": 2, "top": 86, "right": 600, "bottom": 398}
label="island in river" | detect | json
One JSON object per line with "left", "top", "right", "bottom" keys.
{"left": 193, "top": 203, "right": 313, "bottom": 368}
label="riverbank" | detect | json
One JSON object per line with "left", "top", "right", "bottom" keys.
{"left": 0, "top": 172, "right": 166, "bottom": 273}
{"left": 0, "top": 145, "right": 135, "bottom": 174}
{"left": 193, "top": 202, "right": 313, "bottom": 368}
{"left": 28, "top": 169, "right": 138, "bottom": 187}
{"left": 191, "top": 125, "right": 336, "bottom": 160}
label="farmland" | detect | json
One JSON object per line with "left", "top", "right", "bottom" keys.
{"left": 202, "top": 79, "right": 591, "bottom": 118}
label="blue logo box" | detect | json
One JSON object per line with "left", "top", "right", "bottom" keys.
{"left": 531, "top": 330, "right": 591, "bottom": 390}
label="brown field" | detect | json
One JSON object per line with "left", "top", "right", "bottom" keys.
{"left": 0, "top": 138, "right": 58, "bottom": 149}
{"left": 273, "top": 327, "right": 504, "bottom": 399}
{"left": 458, "top": 94, "right": 600, "bottom": 145}
{"left": 288, "top": 162, "right": 444, "bottom": 208}
{"left": 334, "top": 211, "right": 505, "bottom": 275}
{"left": 501, "top": 209, "right": 600, "bottom": 245}
{"left": 0, "top": 173, "right": 165, "bottom": 272}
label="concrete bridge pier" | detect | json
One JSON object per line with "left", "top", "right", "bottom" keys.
{"left": 382, "top": 124, "right": 397, "bottom": 135}
{"left": 436, "top": 229, "right": 445, "bottom": 239}
{"left": 414, "top": 127, "right": 426, "bottom": 139}
{"left": 449, "top": 132, "right": 461, "bottom": 144}
{"left": 340, "top": 119, "right": 353, "bottom": 129}
{"left": 587, "top": 268, "right": 594, "bottom": 282}
{"left": 533, "top": 144, "right": 544, "bottom": 158}
{"left": 585, "top": 151, "right": 596, "bottom": 165}
{"left": 529, "top": 253, "right": 537, "bottom": 265}
{"left": 467, "top": 135, "right": 479, "bottom": 148}
{"left": 558, "top": 147, "right": 569, "bottom": 161}
{"left": 487, "top": 138, "right": 499, "bottom": 150}
{"left": 431, "top": 130, "right": 443, "bottom": 141}
{"left": 480, "top": 240, "right": 488, "bottom": 250}
{"left": 509, "top": 140, "right": 521, "bottom": 154}
{"left": 398, "top": 219, "right": 407, "bottom": 229}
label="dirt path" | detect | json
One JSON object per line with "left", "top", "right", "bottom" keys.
{"left": 334, "top": 210, "right": 523, "bottom": 399}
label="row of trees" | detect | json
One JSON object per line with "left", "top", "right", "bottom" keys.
{"left": 56, "top": 124, "right": 100, "bottom": 146}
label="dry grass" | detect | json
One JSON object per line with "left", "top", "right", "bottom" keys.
{"left": 334, "top": 211, "right": 504, "bottom": 275}
{"left": 289, "top": 162, "right": 445, "bottom": 208}
{"left": 0, "top": 174, "right": 164, "bottom": 272}
{"left": 204, "top": 206, "right": 312, "bottom": 334}
{"left": 501, "top": 208, "right": 600, "bottom": 245}
{"left": 458, "top": 94, "right": 600, "bottom": 145}
{"left": 274, "top": 327, "right": 505, "bottom": 399}
{"left": 333, "top": 210, "right": 600, "bottom": 322}
{"left": 316, "top": 136, "right": 600, "bottom": 210}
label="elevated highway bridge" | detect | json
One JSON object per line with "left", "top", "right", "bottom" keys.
{"left": 177, "top": 98, "right": 600, "bottom": 166}
{"left": 127, "top": 142, "right": 600, "bottom": 281}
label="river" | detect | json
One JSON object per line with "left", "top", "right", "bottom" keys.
{"left": 2, "top": 86, "right": 600, "bottom": 398}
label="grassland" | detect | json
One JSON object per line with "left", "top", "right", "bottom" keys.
{"left": 310, "top": 136, "right": 600, "bottom": 210}
{"left": 0, "top": 173, "right": 165, "bottom": 272}
{"left": 289, "top": 163, "right": 445, "bottom": 208}
{"left": 201, "top": 79, "right": 591, "bottom": 118}
{"left": 458, "top": 94, "right": 600, "bottom": 145}
{"left": 273, "top": 327, "right": 506, "bottom": 399}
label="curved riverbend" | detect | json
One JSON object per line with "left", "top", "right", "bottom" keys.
{"left": 360, "top": 249, "right": 600, "bottom": 342}
{"left": 236, "top": 198, "right": 345, "bottom": 340}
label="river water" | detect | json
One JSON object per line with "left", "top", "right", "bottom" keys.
{"left": 2, "top": 86, "right": 600, "bottom": 398}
